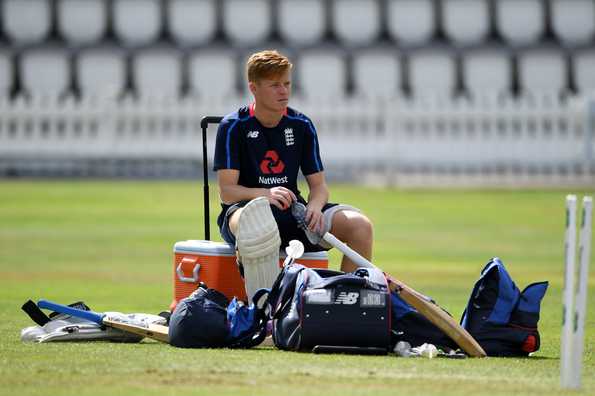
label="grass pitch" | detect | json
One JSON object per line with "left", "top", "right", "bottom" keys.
{"left": 0, "top": 181, "right": 593, "bottom": 396}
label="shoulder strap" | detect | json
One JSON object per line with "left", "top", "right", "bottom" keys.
{"left": 268, "top": 264, "right": 307, "bottom": 319}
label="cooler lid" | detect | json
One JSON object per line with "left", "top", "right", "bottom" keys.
{"left": 174, "top": 240, "right": 328, "bottom": 260}
{"left": 174, "top": 240, "right": 235, "bottom": 256}
{"left": 280, "top": 250, "right": 328, "bottom": 260}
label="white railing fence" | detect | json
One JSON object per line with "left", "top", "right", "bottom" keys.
{"left": 0, "top": 93, "right": 593, "bottom": 187}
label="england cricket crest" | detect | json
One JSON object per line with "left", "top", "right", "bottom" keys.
{"left": 284, "top": 128, "right": 294, "bottom": 146}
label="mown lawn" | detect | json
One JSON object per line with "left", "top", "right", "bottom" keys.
{"left": 0, "top": 181, "right": 593, "bottom": 396}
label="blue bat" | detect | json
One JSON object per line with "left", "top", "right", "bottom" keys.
{"left": 37, "top": 299, "right": 169, "bottom": 343}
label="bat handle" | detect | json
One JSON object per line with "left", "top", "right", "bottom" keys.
{"left": 322, "top": 232, "right": 374, "bottom": 269}
{"left": 37, "top": 300, "right": 105, "bottom": 325}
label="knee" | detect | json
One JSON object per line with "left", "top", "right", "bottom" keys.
{"left": 349, "top": 214, "right": 374, "bottom": 243}
{"left": 332, "top": 211, "right": 374, "bottom": 243}
{"left": 228, "top": 208, "right": 243, "bottom": 236}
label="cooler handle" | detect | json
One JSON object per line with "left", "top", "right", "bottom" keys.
{"left": 176, "top": 257, "right": 201, "bottom": 283}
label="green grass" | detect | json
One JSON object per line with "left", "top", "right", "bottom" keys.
{"left": 0, "top": 181, "right": 593, "bottom": 396}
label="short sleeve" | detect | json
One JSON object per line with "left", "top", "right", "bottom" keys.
{"left": 300, "top": 117, "right": 324, "bottom": 176}
{"left": 213, "top": 117, "right": 241, "bottom": 171}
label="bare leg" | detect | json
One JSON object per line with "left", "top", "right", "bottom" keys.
{"left": 228, "top": 207, "right": 243, "bottom": 237}
{"left": 329, "top": 210, "right": 374, "bottom": 273}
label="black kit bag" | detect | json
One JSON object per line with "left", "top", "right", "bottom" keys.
{"left": 460, "top": 257, "right": 549, "bottom": 356}
{"left": 268, "top": 264, "right": 392, "bottom": 353}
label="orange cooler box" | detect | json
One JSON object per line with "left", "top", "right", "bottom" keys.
{"left": 172, "top": 240, "right": 328, "bottom": 308}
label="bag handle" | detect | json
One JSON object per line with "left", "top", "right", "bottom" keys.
{"left": 315, "top": 275, "right": 380, "bottom": 290}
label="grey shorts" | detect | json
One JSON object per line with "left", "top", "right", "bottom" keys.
{"left": 217, "top": 200, "right": 359, "bottom": 252}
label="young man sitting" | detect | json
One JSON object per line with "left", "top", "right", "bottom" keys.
{"left": 214, "top": 50, "right": 374, "bottom": 299}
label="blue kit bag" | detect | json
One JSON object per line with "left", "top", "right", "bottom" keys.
{"left": 390, "top": 257, "right": 548, "bottom": 356}
{"left": 460, "top": 257, "right": 548, "bottom": 356}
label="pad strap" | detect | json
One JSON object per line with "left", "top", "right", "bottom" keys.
{"left": 21, "top": 300, "right": 51, "bottom": 326}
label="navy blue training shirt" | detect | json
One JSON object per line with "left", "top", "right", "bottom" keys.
{"left": 213, "top": 103, "right": 324, "bottom": 205}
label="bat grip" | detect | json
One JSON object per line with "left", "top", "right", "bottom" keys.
{"left": 37, "top": 300, "right": 104, "bottom": 324}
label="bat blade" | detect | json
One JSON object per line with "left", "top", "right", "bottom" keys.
{"left": 103, "top": 318, "right": 169, "bottom": 343}
{"left": 37, "top": 300, "right": 169, "bottom": 344}
{"left": 386, "top": 276, "right": 487, "bottom": 358}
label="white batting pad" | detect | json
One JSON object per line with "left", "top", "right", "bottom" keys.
{"left": 236, "top": 197, "right": 281, "bottom": 300}
{"left": 20, "top": 312, "right": 165, "bottom": 343}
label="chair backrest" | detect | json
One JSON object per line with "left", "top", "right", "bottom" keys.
{"left": 496, "top": 0, "right": 545, "bottom": 46}
{"left": 550, "top": 0, "right": 595, "bottom": 46}
{"left": 352, "top": 50, "right": 401, "bottom": 99}
{"left": 2, "top": 0, "right": 52, "bottom": 45}
{"left": 132, "top": 49, "right": 182, "bottom": 97}
{"left": 387, "top": 0, "right": 435, "bottom": 46}
{"left": 332, "top": 0, "right": 381, "bottom": 46}
{"left": 298, "top": 51, "right": 346, "bottom": 99}
{"left": 57, "top": 0, "right": 108, "bottom": 45}
{"left": 0, "top": 50, "right": 13, "bottom": 97}
{"left": 113, "top": 0, "right": 162, "bottom": 47}
{"left": 518, "top": 49, "right": 567, "bottom": 95}
{"left": 408, "top": 50, "right": 456, "bottom": 97}
{"left": 442, "top": 0, "right": 490, "bottom": 46}
{"left": 20, "top": 48, "right": 71, "bottom": 97}
{"left": 168, "top": 0, "right": 217, "bottom": 46}
{"left": 462, "top": 49, "right": 512, "bottom": 97}
{"left": 572, "top": 50, "right": 595, "bottom": 94}
{"left": 188, "top": 51, "right": 238, "bottom": 98}
{"left": 223, "top": 0, "right": 271, "bottom": 46}
{"left": 278, "top": 0, "right": 326, "bottom": 47}
{"left": 76, "top": 48, "right": 127, "bottom": 98}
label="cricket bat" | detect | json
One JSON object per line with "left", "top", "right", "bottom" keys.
{"left": 37, "top": 300, "right": 169, "bottom": 343}
{"left": 320, "top": 232, "right": 487, "bottom": 357}
{"left": 291, "top": 202, "right": 486, "bottom": 357}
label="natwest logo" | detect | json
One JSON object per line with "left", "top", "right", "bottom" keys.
{"left": 260, "top": 150, "right": 285, "bottom": 174}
